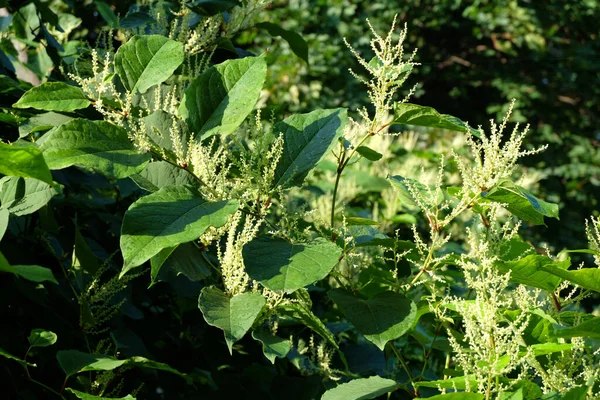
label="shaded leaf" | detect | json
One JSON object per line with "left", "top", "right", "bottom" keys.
{"left": 356, "top": 146, "right": 383, "bottom": 161}
{"left": 551, "top": 317, "right": 600, "bottom": 339}
{"left": 11, "top": 265, "right": 58, "bottom": 284}
{"left": 252, "top": 330, "right": 291, "bottom": 363}
{"left": 243, "top": 236, "right": 341, "bottom": 293}
{"left": 186, "top": 0, "right": 240, "bottom": 16}
{"left": 0, "top": 176, "right": 59, "bottom": 216}
{"left": 18, "top": 112, "right": 74, "bottom": 138}
{"left": 28, "top": 329, "right": 58, "bottom": 348}
{"left": 416, "top": 394, "right": 484, "bottom": 400}
{"left": 329, "top": 290, "right": 417, "bottom": 350}
{"left": 130, "top": 161, "right": 196, "bottom": 192}
{"left": 0, "top": 347, "right": 36, "bottom": 367}
{"left": 495, "top": 255, "right": 569, "bottom": 292}
{"left": 540, "top": 264, "right": 600, "bottom": 293}
{"left": 256, "top": 22, "right": 309, "bottom": 64}
{"left": 120, "top": 185, "right": 238, "bottom": 276}
{"left": 0, "top": 207, "right": 7, "bottom": 241}
{"left": 67, "top": 388, "right": 135, "bottom": 400}
{"left": 198, "top": 286, "right": 265, "bottom": 354}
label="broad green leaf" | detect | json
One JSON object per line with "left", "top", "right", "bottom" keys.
{"left": 329, "top": 290, "right": 417, "bottom": 350}
{"left": 39, "top": 119, "right": 151, "bottom": 179}
{"left": 67, "top": 388, "right": 135, "bottom": 400}
{"left": 256, "top": 22, "right": 309, "bottom": 64}
{"left": 551, "top": 317, "right": 600, "bottom": 339}
{"left": 11, "top": 265, "right": 58, "bottom": 284}
{"left": 120, "top": 186, "right": 238, "bottom": 276}
{"left": 28, "top": 329, "right": 57, "bottom": 348}
{"left": 498, "top": 388, "right": 524, "bottom": 400}
{"left": 389, "top": 175, "right": 444, "bottom": 210}
{"left": 18, "top": 111, "right": 73, "bottom": 138}
{"left": 0, "top": 347, "right": 36, "bottom": 367}
{"left": 160, "top": 242, "right": 212, "bottom": 282}
{"left": 180, "top": 55, "right": 267, "bottom": 140}
{"left": 495, "top": 255, "right": 569, "bottom": 292}
{"left": 392, "top": 103, "right": 470, "bottom": 133}
{"left": 13, "top": 82, "right": 90, "bottom": 112}
{"left": 0, "top": 142, "right": 53, "bottom": 184}
{"left": 198, "top": 286, "right": 265, "bottom": 354}
{"left": 0, "top": 177, "right": 59, "bottom": 216}
{"left": 481, "top": 180, "right": 559, "bottom": 225}
{"left": 150, "top": 246, "right": 177, "bottom": 286}
{"left": 57, "top": 350, "right": 188, "bottom": 380}
{"left": 416, "top": 394, "right": 484, "bottom": 400}
{"left": 115, "top": 35, "right": 184, "bottom": 94}
{"left": 120, "top": 12, "right": 154, "bottom": 29}
{"left": 562, "top": 386, "right": 588, "bottom": 400}
{"left": 356, "top": 146, "right": 383, "bottom": 161}
{"left": 529, "top": 342, "right": 572, "bottom": 356}
{"left": 540, "top": 264, "right": 600, "bottom": 293}
{"left": 321, "top": 376, "right": 399, "bottom": 400}
{"left": 243, "top": 236, "right": 342, "bottom": 293}
{"left": 273, "top": 108, "right": 348, "bottom": 188}
{"left": 186, "top": 0, "right": 240, "bottom": 16}
{"left": 95, "top": 1, "right": 118, "bottom": 27}
{"left": 72, "top": 224, "right": 100, "bottom": 278}
{"left": 414, "top": 376, "right": 477, "bottom": 390}
{"left": 130, "top": 161, "right": 196, "bottom": 192}
{"left": 251, "top": 330, "right": 291, "bottom": 363}
{"left": 0, "top": 207, "right": 7, "bottom": 241}
{"left": 142, "top": 110, "right": 189, "bottom": 155}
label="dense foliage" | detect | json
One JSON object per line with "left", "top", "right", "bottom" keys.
{"left": 0, "top": 1, "right": 599, "bottom": 399}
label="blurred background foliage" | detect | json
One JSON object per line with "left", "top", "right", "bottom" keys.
{"left": 0, "top": 0, "right": 598, "bottom": 398}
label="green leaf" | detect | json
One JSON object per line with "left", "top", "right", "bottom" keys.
{"left": 95, "top": 1, "right": 118, "bottom": 27}
{"left": 66, "top": 388, "right": 135, "bottom": 400}
{"left": 180, "top": 55, "right": 267, "bottom": 140}
{"left": 0, "top": 142, "right": 53, "bottom": 184}
{"left": 562, "top": 386, "right": 589, "bottom": 400}
{"left": 551, "top": 317, "right": 600, "bottom": 339}
{"left": 57, "top": 350, "right": 188, "bottom": 380}
{"left": 498, "top": 388, "right": 524, "bottom": 400}
{"left": 540, "top": 264, "right": 600, "bottom": 293}
{"left": 160, "top": 242, "right": 212, "bottom": 282}
{"left": 256, "top": 22, "right": 309, "bottom": 64}
{"left": 115, "top": 35, "right": 184, "bottom": 94}
{"left": 198, "top": 286, "right": 265, "bottom": 354}
{"left": 150, "top": 246, "right": 177, "bottom": 286}
{"left": 346, "top": 217, "right": 379, "bottom": 226}
{"left": 321, "top": 376, "right": 399, "bottom": 400}
{"left": 416, "top": 394, "right": 484, "bottom": 400}
{"left": 28, "top": 329, "right": 57, "bottom": 348}
{"left": 18, "top": 111, "right": 74, "bottom": 138}
{"left": 0, "top": 347, "right": 36, "bottom": 367}
{"left": 495, "top": 255, "right": 569, "bottom": 292}
{"left": 414, "top": 376, "right": 477, "bottom": 390}
{"left": 329, "top": 290, "right": 417, "bottom": 350}
{"left": 120, "top": 12, "right": 154, "bottom": 29}
{"left": 392, "top": 103, "right": 471, "bottom": 133}
{"left": 251, "top": 330, "right": 291, "bottom": 363}
{"left": 39, "top": 119, "right": 151, "bottom": 179}
{"left": 120, "top": 185, "right": 238, "bottom": 276}
{"left": 355, "top": 146, "right": 383, "bottom": 161}
{"left": 13, "top": 82, "right": 90, "bottom": 112}
{"left": 12, "top": 265, "right": 58, "bottom": 284}
{"left": 243, "top": 236, "right": 342, "bottom": 293}
{"left": 142, "top": 110, "right": 189, "bottom": 155}
{"left": 481, "top": 181, "right": 559, "bottom": 226}
{"left": 0, "top": 176, "right": 59, "bottom": 216}
{"left": 0, "top": 207, "right": 8, "bottom": 241}
{"left": 186, "top": 0, "right": 240, "bottom": 16}
{"left": 273, "top": 108, "right": 348, "bottom": 188}
{"left": 130, "top": 161, "right": 196, "bottom": 192}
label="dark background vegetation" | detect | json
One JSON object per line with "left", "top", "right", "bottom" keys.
{"left": 1, "top": 0, "right": 598, "bottom": 398}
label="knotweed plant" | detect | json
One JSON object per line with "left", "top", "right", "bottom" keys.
{"left": 4, "top": 3, "right": 600, "bottom": 399}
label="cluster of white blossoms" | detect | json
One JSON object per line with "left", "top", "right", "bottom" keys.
{"left": 585, "top": 215, "right": 600, "bottom": 267}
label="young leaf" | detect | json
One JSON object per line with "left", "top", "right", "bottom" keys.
{"left": 392, "top": 103, "right": 471, "bottom": 133}
{"left": 0, "top": 177, "right": 59, "bottom": 216}
{"left": 273, "top": 108, "right": 348, "bottom": 188}
{"left": 243, "top": 236, "right": 342, "bottom": 293}
{"left": 66, "top": 388, "right": 135, "bottom": 400}
{"left": 115, "top": 35, "right": 184, "bottom": 94}
{"left": 356, "top": 145, "right": 383, "bottom": 161}
{"left": 0, "top": 142, "right": 53, "bottom": 184}
{"left": 481, "top": 180, "right": 559, "bottom": 226}
{"left": 39, "top": 119, "right": 151, "bottom": 179}
{"left": 255, "top": 22, "right": 309, "bottom": 64}
{"left": 13, "top": 82, "right": 90, "bottom": 112}
{"left": 180, "top": 55, "right": 267, "bottom": 140}
{"left": 495, "top": 255, "right": 569, "bottom": 292}
{"left": 130, "top": 161, "right": 196, "bottom": 192}
{"left": 28, "top": 329, "right": 58, "bottom": 348}
{"left": 11, "top": 265, "right": 58, "bottom": 284}
{"left": 251, "top": 330, "right": 292, "bottom": 363}
{"left": 198, "top": 286, "right": 265, "bottom": 354}
{"left": 186, "top": 0, "right": 240, "bottom": 16}
{"left": 540, "top": 264, "right": 600, "bottom": 293}
{"left": 321, "top": 376, "right": 399, "bottom": 400}
{"left": 329, "top": 289, "right": 417, "bottom": 350}
{"left": 120, "top": 185, "right": 238, "bottom": 276}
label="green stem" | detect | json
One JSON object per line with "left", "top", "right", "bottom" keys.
{"left": 389, "top": 342, "right": 418, "bottom": 397}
